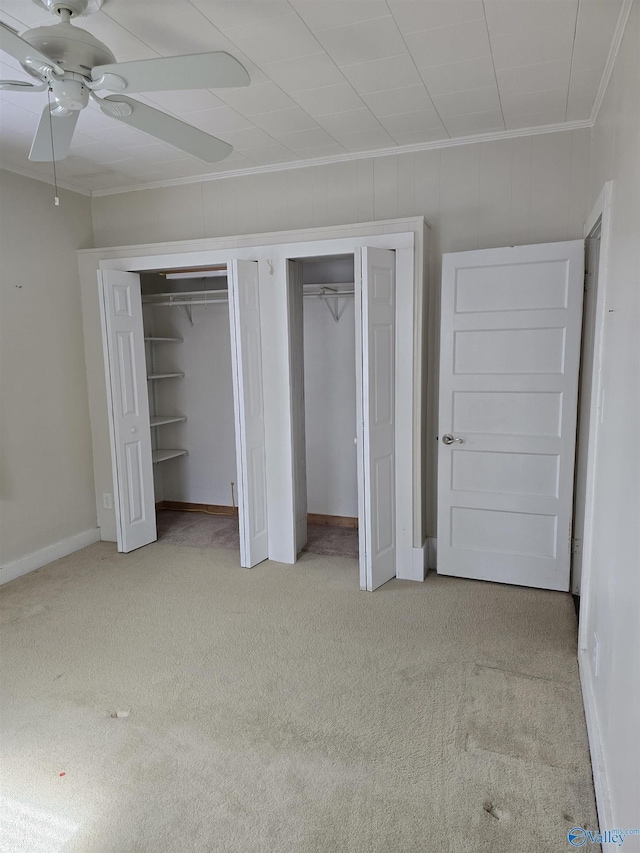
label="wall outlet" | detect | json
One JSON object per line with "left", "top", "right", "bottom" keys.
{"left": 592, "top": 633, "right": 600, "bottom": 677}
{"left": 103, "top": 493, "right": 113, "bottom": 510}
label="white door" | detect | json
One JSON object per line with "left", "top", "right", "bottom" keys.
{"left": 228, "top": 260, "right": 269, "bottom": 568}
{"left": 438, "top": 241, "right": 584, "bottom": 591}
{"left": 359, "top": 247, "right": 396, "bottom": 591}
{"left": 286, "top": 261, "right": 308, "bottom": 555}
{"left": 99, "top": 270, "right": 156, "bottom": 553}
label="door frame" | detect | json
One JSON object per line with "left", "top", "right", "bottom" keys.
{"left": 78, "top": 218, "right": 428, "bottom": 581}
{"left": 576, "top": 182, "right": 613, "bottom": 646}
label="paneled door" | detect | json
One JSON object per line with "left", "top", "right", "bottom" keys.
{"left": 359, "top": 247, "right": 396, "bottom": 591}
{"left": 228, "top": 260, "right": 269, "bottom": 568}
{"left": 99, "top": 269, "right": 156, "bottom": 553}
{"left": 438, "top": 241, "right": 584, "bottom": 591}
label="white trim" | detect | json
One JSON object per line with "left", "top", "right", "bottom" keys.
{"left": 0, "top": 528, "right": 101, "bottom": 585}
{"left": 401, "top": 541, "right": 427, "bottom": 582}
{"left": 0, "top": 162, "right": 92, "bottom": 196}
{"left": 89, "top": 120, "right": 591, "bottom": 198}
{"left": 579, "top": 648, "right": 613, "bottom": 837}
{"left": 590, "top": 0, "right": 635, "bottom": 125}
{"left": 578, "top": 181, "right": 613, "bottom": 654}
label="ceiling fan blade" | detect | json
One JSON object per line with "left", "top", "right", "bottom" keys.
{"left": 0, "top": 79, "right": 47, "bottom": 92}
{"left": 91, "top": 52, "right": 250, "bottom": 94}
{"left": 0, "top": 22, "right": 63, "bottom": 76}
{"left": 29, "top": 106, "right": 79, "bottom": 162}
{"left": 100, "top": 95, "right": 233, "bottom": 163}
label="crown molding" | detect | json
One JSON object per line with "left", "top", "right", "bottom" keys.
{"left": 0, "top": 162, "right": 92, "bottom": 196}
{"left": 589, "top": 0, "right": 634, "bottom": 125}
{"left": 90, "top": 119, "right": 592, "bottom": 197}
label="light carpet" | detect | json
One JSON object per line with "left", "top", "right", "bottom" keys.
{"left": 0, "top": 542, "right": 598, "bottom": 852}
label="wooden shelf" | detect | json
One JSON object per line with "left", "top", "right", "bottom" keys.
{"left": 152, "top": 449, "right": 188, "bottom": 464}
{"left": 147, "top": 372, "right": 184, "bottom": 380}
{"left": 150, "top": 416, "right": 187, "bottom": 428}
{"left": 144, "top": 336, "right": 183, "bottom": 342}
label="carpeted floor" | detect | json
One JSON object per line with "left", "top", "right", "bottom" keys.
{"left": 0, "top": 542, "right": 598, "bottom": 853}
{"left": 157, "top": 510, "right": 359, "bottom": 559}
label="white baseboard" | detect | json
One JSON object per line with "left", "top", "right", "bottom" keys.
{"left": 0, "top": 528, "right": 101, "bottom": 585}
{"left": 427, "top": 537, "right": 437, "bottom": 571}
{"left": 410, "top": 540, "right": 427, "bottom": 581}
{"left": 579, "top": 648, "right": 613, "bottom": 843}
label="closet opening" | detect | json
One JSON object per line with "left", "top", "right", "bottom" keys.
{"left": 140, "top": 267, "right": 240, "bottom": 551}
{"left": 291, "top": 254, "right": 359, "bottom": 562}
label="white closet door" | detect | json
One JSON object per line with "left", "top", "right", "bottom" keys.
{"left": 360, "top": 247, "right": 396, "bottom": 591}
{"left": 228, "top": 260, "right": 269, "bottom": 568}
{"left": 287, "top": 261, "right": 308, "bottom": 555}
{"left": 99, "top": 269, "right": 156, "bottom": 553}
{"left": 438, "top": 240, "right": 584, "bottom": 591}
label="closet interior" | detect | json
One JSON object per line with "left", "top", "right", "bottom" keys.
{"left": 298, "top": 254, "right": 359, "bottom": 560}
{"left": 140, "top": 268, "right": 240, "bottom": 548}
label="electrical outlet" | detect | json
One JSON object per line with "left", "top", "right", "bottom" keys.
{"left": 103, "top": 493, "right": 113, "bottom": 510}
{"left": 592, "top": 633, "right": 600, "bottom": 677}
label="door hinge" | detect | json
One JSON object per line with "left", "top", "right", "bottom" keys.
{"left": 572, "top": 538, "right": 582, "bottom": 555}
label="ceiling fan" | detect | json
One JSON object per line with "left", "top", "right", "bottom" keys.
{"left": 0, "top": 0, "right": 250, "bottom": 163}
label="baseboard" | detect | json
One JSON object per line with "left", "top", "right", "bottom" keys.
{"left": 409, "top": 540, "right": 428, "bottom": 581}
{"left": 0, "top": 528, "right": 101, "bottom": 585}
{"left": 427, "top": 537, "right": 437, "bottom": 571}
{"left": 157, "top": 500, "right": 237, "bottom": 517}
{"left": 307, "top": 513, "right": 358, "bottom": 528}
{"left": 579, "top": 647, "right": 613, "bottom": 841}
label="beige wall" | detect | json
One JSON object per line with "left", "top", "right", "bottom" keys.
{"left": 583, "top": 0, "right": 640, "bottom": 832}
{"left": 0, "top": 170, "right": 97, "bottom": 568}
{"left": 91, "top": 127, "right": 593, "bottom": 535}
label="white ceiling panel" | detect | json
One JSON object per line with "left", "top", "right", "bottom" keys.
{"left": 443, "top": 110, "right": 505, "bottom": 135}
{"left": 290, "top": 83, "right": 366, "bottom": 117}
{"left": 405, "top": 20, "right": 492, "bottom": 68}
{"left": 291, "top": 1, "right": 390, "bottom": 31}
{"left": 313, "top": 17, "right": 408, "bottom": 67}
{"left": 432, "top": 85, "right": 501, "bottom": 117}
{"left": 331, "top": 126, "right": 396, "bottom": 151}
{"left": 191, "top": 1, "right": 292, "bottom": 33}
{"left": 216, "top": 82, "right": 298, "bottom": 116}
{"left": 362, "top": 84, "right": 437, "bottom": 117}
{"left": 341, "top": 54, "right": 423, "bottom": 94}
{"left": 262, "top": 53, "right": 346, "bottom": 92}
{"left": 418, "top": 56, "right": 497, "bottom": 95}
{"left": 250, "top": 106, "right": 319, "bottom": 135}
{"left": 495, "top": 59, "right": 572, "bottom": 96}
{"left": 490, "top": 27, "right": 577, "bottom": 69}
{"left": 317, "top": 108, "right": 383, "bottom": 135}
{"left": 0, "top": 0, "right": 628, "bottom": 192}
{"left": 222, "top": 14, "right": 323, "bottom": 66}
{"left": 379, "top": 109, "right": 446, "bottom": 136}
{"left": 501, "top": 88, "right": 569, "bottom": 118}
{"left": 388, "top": 1, "right": 485, "bottom": 34}
{"left": 484, "top": 1, "right": 578, "bottom": 36}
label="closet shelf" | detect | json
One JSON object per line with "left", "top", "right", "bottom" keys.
{"left": 151, "top": 416, "right": 187, "bottom": 428}
{"left": 147, "top": 372, "right": 184, "bottom": 380}
{"left": 144, "top": 336, "right": 183, "bottom": 342}
{"left": 143, "top": 290, "right": 228, "bottom": 306}
{"left": 152, "top": 449, "right": 188, "bottom": 464}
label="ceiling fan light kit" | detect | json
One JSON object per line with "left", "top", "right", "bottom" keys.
{"left": 0, "top": 0, "right": 250, "bottom": 164}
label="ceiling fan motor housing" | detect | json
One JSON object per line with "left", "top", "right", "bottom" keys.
{"left": 22, "top": 21, "right": 116, "bottom": 77}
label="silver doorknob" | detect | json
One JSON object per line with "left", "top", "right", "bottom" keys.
{"left": 130, "top": 427, "right": 137, "bottom": 434}
{"left": 442, "top": 433, "right": 463, "bottom": 445}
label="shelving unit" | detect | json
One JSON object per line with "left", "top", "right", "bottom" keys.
{"left": 151, "top": 415, "right": 187, "bottom": 428}
{"left": 152, "top": 449, "right": 188, "bottom": 464}
{"left": 145, "top": 330, "right": 187, "bottom": 468}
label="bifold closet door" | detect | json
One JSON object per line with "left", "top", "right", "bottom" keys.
{"left": 286, "top": 260, "right": 308, "bottom": 556}
{"left": 358, "top": 248, "right": 397, "bottom": 591}
{"left": 99, "top": 269, "right": 157, "bottom": 552}
{"left": 228, "top": 260, "right": 269, "bottom": 568}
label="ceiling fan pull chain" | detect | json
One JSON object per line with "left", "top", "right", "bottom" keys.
{"left": 47, "top": 88, "right": 60, "bottom": 206}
